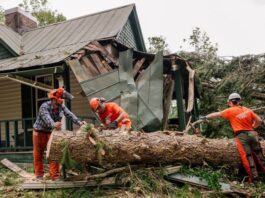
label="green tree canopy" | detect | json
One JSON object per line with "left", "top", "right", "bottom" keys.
{"left": 19, "top": 0, "right": 66, "bottom": 26}
{"left": 0, "top": 6, "right": 4, "bottom": 23}
{"left": 147, "top": 36, "right": 171, "bottom": 55}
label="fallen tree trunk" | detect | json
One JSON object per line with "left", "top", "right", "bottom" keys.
{"left": 47, "top": 129, "right": 265, "bottom": 168}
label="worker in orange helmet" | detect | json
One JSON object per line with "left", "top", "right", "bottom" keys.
{"left": 33, "top": 88, "right": 86, "bottom": 181}
{"left": 89, "top": 97, "right": 131, "bottom": 130}
{"left": 201, "top": 93, "right": 265, "bottom": 184}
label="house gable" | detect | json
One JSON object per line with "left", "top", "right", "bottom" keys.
{"left": 0, "top": 40, "right": 17, "bottom": 59}
{"left": 117, "top": 7, "right": 146, "bottom": 52}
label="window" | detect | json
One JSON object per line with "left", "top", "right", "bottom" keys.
{"left": 35, "top": 75, "right": 54, "bottom": 112}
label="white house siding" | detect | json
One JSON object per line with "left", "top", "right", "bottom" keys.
{"left": 0, "top": 78, "right": 22, "bottom": 146}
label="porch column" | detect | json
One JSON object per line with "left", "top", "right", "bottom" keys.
{"left": 172, "top": 63, "right": 186, "bottom": 131}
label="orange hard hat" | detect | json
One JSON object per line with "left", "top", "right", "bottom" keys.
{"left": 48, "top": 88, "right": 64, "bottom": 104}
{"left": 89, "top": 97, "right": 100, "bottom": 111}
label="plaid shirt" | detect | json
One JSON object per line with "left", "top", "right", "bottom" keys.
{"left": 33, "top": 101, "right": 80, "bottom": 132}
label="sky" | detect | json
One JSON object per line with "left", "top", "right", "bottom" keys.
{"left": 1, "top": 0, "right": 265, "bottom": 56}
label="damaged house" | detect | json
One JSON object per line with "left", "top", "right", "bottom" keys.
{"left": 0, "top": 4, "right": 199, "bottom": 160}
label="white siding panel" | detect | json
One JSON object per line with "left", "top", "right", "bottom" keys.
{"left": 0, "top": 79, "right": 22, "bottom": 143}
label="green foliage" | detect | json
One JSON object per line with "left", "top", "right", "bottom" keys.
{"left": 0, "top": 164, "right": 21, "bottom": 187}
{"left": 60, "top": 141, "right": 77, "bottom": 169}
{"left": 125, "top": 167, "right": 176, "bottom": 196}
{"left": 147, "top": 35, "right": 171, "bottom": 55}
{"left": 181, "top": 166, "right": 223, "bottom": 190}
{"left": 19, "top": 0, "right": 66, "bottom": 26}
{"left": 174, "top": 185, "right": 201, "bottom": 198}
{"left": 19, "top": 0, "right": 48, "bottom": 12}
{"left": 0, "top": 6, "right": 4, "bottom": 23}
{"left": 80, "top": 124, "right": 110, "bottom": 164}
{"left": 32, "top": 10, "right": 66, "bottom": 26}
{"left": 80, "top": 123, "right": 93, "bottom": 133}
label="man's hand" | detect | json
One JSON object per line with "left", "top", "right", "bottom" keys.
{"left": 107, "top": 121, "right": 118, "bottom": 129}
{"left": 53, "top": 122, "right": 62, "bottom": 130}
{"left": 79, "top": 121, "right": 87, "bottom": 126}
{"left": 105, "top": 118, "right": 111, "bottom": 125}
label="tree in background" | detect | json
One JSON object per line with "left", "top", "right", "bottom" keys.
{"left": 0, "top": 6, "right": 4, "bottom": 23}
{"left": 19, "top": 0, "right": 66, "bottom": 26}
{"left": 179, "top": 27, "right": 232, "bottom": 138}
{"left": 180, "top": 27, "right": 265, "bottom": 138}
{"left": 183, "top": 27, "right": 218, "bottom": 60}
{"left": 147, "top": 36, "right": 171, "bottom": 55}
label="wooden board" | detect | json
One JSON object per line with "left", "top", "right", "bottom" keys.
{"left": 1, "top": 158, "right": 34, "bottom": 179}
{"left": 87, "top": 41, "right": 117, "bottom": 64}
{"left": 21, "top": 177, "right": 116, "bottom": 189}
{"left": 67, "top": 59, "right": 90, "bottom": 82}
{"left": 133, "top": 57, "right": 145, "bottom": 78}
{"left": 89, "top": 54, "right": 109, "bottom": 74}
{"left": 97, "top": 55, "right": 113, "bottom": 71}
{"left": 81, "top": 56, "right": 100, "bottom": 76}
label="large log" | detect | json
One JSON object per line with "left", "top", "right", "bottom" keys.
{"left": 47, "top": 129, "right": 265, "bottom": 168}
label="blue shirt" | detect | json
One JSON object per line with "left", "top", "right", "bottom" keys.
{"left": 33, "top": 101, "right": 80, "bottom": 131}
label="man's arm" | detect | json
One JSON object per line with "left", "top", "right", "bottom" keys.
{"left": 252, "top": 114, "right": 262, "bottom": 129}
{"left": 111, "top": 104, "right": 126, "bottom": 123}
{"left": 62, "top": 105, "right": 82, "bottom": 126}
{"left": 115, "top": 111, "right": 125, "bottom": 123}
{"left": 206, "top": 112, "right": 222, "bottom": 119}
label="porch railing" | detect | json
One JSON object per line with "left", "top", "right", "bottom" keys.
{"left": 0, "top": 116, "right": 96, "bottom": 151}
{"left": 0, "top": 118, "right": 35, "bottom": 151}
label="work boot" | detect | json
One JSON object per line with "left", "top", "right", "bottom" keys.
{"left": 36, "top": 176, "right": 43, "bottom": 181}
{"left": 252, "top": 176, "right": 259, "bottom": 185}
{"left": 52, "top": 175, "right": 63, "bottom": 181}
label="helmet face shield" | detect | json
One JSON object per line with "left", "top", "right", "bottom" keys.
{"left": 62, "top": 91, "right": 74, "bottom": 101}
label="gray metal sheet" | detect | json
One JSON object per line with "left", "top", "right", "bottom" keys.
{"left": 0, "top": 42, "right": 86, "bottom": 71}
{"left": 84, "top": 81, "right": 128, "bottom": 101}
{"left": 80, "top": 70, "right": 120, "bottom": 95}
{"left": 166, "top": 173, "right": 232, "bottom": 191}
{"left": 22, "top": 5, "right": 133, "bottom": 54}
{"left": 0, "top": 25, "right": 21, "bottom": 54}
{"left": 0, "top": 4, "right": 134, "bottom": 71}
{"left": 137, "top": 52, "right": 163, "bottom": 131}
{"left": 118, "top": 49, "right": 138, "bottom": 128}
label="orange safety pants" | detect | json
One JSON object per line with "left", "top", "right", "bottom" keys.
{"left": 32, "top": 130, "right": 60, "bottom": 180}
{"left": 235, "top": 131, "right": 265, "bottom": 183}
{"left": 118, "top": 118, "right": 132, "bottom": 129}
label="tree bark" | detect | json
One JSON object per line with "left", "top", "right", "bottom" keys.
{"left": 47, "top": 130, "right": 265, "bottom": 168}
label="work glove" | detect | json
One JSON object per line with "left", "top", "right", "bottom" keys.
{"left": 107, "top": 121, "right": 118, "bottom": 129}
{"left": 199, "top": 116, "right": 207, "bottom": 121}
{"left": 78, "top": 120, "right": 87, "bottom": 126}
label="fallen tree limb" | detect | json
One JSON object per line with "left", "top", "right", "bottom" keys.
{"left": 85, "top": 165, "right": 182, "bottom": 181}
{"left": 86, "top": 165, "right": 136, "bottom": 180}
